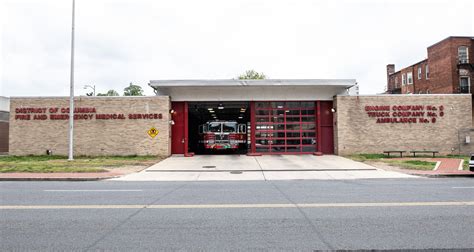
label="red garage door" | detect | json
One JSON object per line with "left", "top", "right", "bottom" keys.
{"left": 253, "top": 101, "right": 316, "bottom": 154}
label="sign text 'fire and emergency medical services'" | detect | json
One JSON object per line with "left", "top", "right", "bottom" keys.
{"left": 365, "top": 105, "right": 444, "bottom": 124}
{"left": 14, "top": 107, "right": 163, "bottom": 121}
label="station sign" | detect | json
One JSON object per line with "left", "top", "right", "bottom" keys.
{"left": 365, "top": 105, "right": 444, "bottom": 124}
{"left": 13, "top": 107, "right": 163, "bottom": 121}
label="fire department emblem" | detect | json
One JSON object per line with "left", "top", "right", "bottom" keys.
{"left": 147, "top": 127, "right": 159, "bottom": 138}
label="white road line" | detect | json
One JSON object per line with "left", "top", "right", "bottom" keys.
{"left": 1, "top": 201, "right": 474, "bottom": 210}
{"left": 452, "top": 187, "right": 474, "bottom": 189}
{"left": 43, "top": 190, "right": 143, "bottom": 192}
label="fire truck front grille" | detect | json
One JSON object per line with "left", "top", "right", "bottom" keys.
{"left": 215, "top": 134, "right": 229, "bottom": 143}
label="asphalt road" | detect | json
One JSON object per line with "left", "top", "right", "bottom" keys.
{"left": 1, "top": 178, "right": 474, "bottom": 251}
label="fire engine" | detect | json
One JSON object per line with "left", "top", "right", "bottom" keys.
{"left": 199, "top": 121, "right": 247, "bottom": 151}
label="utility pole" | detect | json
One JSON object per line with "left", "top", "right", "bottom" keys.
{"left": 68, "top": 0, "right": 75, "bottom": 161}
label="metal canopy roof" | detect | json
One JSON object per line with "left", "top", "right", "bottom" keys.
{"left": 149, "top": 79, "right": 356, "bottom": 88}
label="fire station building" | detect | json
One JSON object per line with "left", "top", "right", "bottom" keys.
{"left": 8, "top": 79, "right": 474, "bottom": 157}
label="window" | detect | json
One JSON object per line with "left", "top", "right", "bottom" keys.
{"left": 407, "top": 72, "right": 413, "bottom": 84}
{"left": 460, "top": 77, "right": 470, "bottom": 93}
{"left": 395, "top": 76, "right": 399, "bottom": 88}
{"left": 458, "top": 46, "right": 469, "bottom": 63}
{"left": 223, "top": 122, "right": 237, "bottom": 133}
{"left": 208, "top": 122, "right": 221, "bottom": 132}
{"left": 417, "top": 67, "right": 422, "bottom": 80}
{"left": 402, "top": 74, "right": 406, "bottom": 85}
{"left": 425, "top": 65, "right": 430, "bottom": 79}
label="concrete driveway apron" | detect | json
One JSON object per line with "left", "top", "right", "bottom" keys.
{"left": 112, "top": 155, "right": 417, "bottom": 181}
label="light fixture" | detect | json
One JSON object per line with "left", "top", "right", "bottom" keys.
{"left": 207, "top": 108, "right": 213, "bottom": 111}
{"left": 169, "top": 120, "right": 175, "bottom": 125}
{"left": 209, "top": 110, "right": 214, "bottom": 113}
{"left": 285, "top": 110, "right": 290, "bottom": 113}
{"left": 218, "top": 103, "right": 224, "bottom": 109}
{"left": 169, "top": 109, "right": 175, "bottom": 114}
{"left": 277, "top": 105, "right": 283, "bottom": 109}
{"left": 331, "top": 108, "right": 336, "bottom": 113}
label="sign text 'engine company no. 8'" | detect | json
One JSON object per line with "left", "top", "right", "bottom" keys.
{"left": 365, "top": 105, "right": 444, "bottom": 124}
{"left": 14, "top": 107, "right": 163, "bottom": 121}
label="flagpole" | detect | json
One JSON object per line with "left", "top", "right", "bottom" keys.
{"left": 68, "top": 0, "right": 75, "bottom": 161}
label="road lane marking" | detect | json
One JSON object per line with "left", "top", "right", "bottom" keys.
{"left": 1, "top": 201, "right": 474, "bottom": 210}
{"left": 452, "top": 187, "right": 474, "bottom": 189}
{"left": 43, "top": 190, "right": 143, "bottom": 192}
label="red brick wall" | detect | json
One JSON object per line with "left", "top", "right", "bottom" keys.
{"left": 400, "top": 67, "right": 415, "bottom": 94}
{"left": 412, "top": 60, "right": 430, "bottom": 93}
{"left": 448, "top": 38, "right": 473, "bottom": 93}
{"left": 427, "top": 39, "right": 454, "bottom": 93}
{"left": 388, "top": 37, "right": 474, "bottom": 95}
{"left": 427, "top": 37, "right": 473, "bottom": 93}
{"left": 386, "top": 64, "right": 397, "bottom": 93}
{"left": 387, "top": 72, "right": 401, "bottom": 93}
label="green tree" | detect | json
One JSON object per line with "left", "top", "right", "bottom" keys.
{"left": 237, "top": 70, "right": 266, "bottom": 80}
{"left": 123, "top": 82, "right": 144, "bottom": 96}
{"left": 97, "top": 90, "right": 120, "bottom": 96}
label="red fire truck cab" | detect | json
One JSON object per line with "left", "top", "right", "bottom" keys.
{"left": 199, "top": 121, "right": 247, "bottom": 151}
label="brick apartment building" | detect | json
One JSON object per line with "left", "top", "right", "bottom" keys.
{"left": 386, "top": 36, "right": 473, "bottom": 94}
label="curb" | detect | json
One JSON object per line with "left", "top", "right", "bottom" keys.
{"left": 406, "top": 173, "right": 474, "bottom": 178}
{"left": 0, "top": 176, "right": 120, "bottom": 182}
{"left": 145, "top": 168, "right": 378, "bottom": 172}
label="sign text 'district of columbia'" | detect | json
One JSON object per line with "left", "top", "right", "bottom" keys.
{"left": 14, "top": 107, "right": 163, "bottom": 121}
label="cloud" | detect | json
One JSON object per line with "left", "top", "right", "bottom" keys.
{"left": 1, "top": 0, "right": 473, "bottom": 97}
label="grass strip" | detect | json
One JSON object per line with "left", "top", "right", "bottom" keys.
{"left": 0, "top": 155, "right": 162, "bottom": 173}
{"left": 384, "top": 160, "right": 437, "bottom": 170}
{"left": 346, "top": 153, "right": 463, "bottom": 171}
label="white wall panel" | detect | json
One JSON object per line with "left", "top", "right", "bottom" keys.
{"left": 157, "top": 86, "right": 349, "bottom": 101}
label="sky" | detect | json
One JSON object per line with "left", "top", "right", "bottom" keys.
{"left": 0, "top": 0, "right": 473, "bottom": 97}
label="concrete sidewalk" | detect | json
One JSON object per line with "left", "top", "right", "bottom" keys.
{"left": 112, "top": 155, "right": 417, "bottom": 181}
{"left": 375, "top": 158, "right": 474, "bottom": 177}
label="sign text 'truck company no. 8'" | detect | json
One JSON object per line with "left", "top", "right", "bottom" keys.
{"left": 364, "top": 105, "right": 444, "bottom": 124}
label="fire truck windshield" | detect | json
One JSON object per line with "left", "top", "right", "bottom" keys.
{"left": 223, "top": 122, "right": 237, "bottom": 133}
{"left": 208, "top": 122, "right": 221, "bottom": 132}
